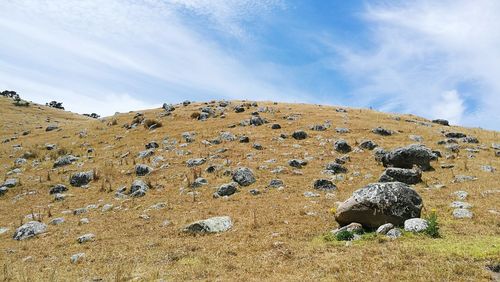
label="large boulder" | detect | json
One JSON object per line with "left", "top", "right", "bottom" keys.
{"left": 334, "top": 140, "right": 351, "bottom": 153}
{"left": 381, "top": 144, "right": 437, "bottom": 171}
{"left": 379, "top": 168, "right": 422, "bottom": 185}
{"left": 182, "top": 216, "right": 233, "bottom": 234}
{"left": 13, "top": 221, "right": 47, "bottom": 240}
{"left": 335, "top": 182, "right": 423, "bottom": 228}
{"left": 232, "top": 167, "right": 256, "bottom": 186}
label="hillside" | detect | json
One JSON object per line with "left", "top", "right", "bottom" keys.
{"left": 0, "top": 95, "right": 499, "bottom": 281}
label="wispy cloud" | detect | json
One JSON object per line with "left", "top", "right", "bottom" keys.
{"left": 0, "top": 0, "right": 305, "bottom": 116}
{"left": 327, "top": 0, "right": 500, "bottom": 129}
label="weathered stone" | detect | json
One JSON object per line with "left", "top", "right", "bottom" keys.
{"left": 335, "top": 182, "right": 423, "bottom": 228}
{"left": 386, "top": 228, "right": 402, "bottom": 239}
{"left": 182, "top": 216, "right": 233, "bottom": 234}
{"left": 288, "top": 159, "right": 308, "bottom": 169}
{"left": 453, "top": 175, "right": 477, "bottom": 183}
{"left": 271, "top": 124, "right": 281, "bottom": 129}
{"left": 432, "top": 119, "right": 449, "bottom": 126}
{"left": 268, "top": 179, "right": 284, "bottom": 188}
{"left": 191, "top": 177, "right": 208, "bottom": 188}
{"left": 49, "top": 184, "right": 67, "bottom": 194}
{"left": 69, "top": 171, "right": 94, "bottom": 187}
{"left": 213, "top": 182, "right": 238, "bottom": 198}
{"left": 13, "top": 221, "right": 47, "bottom": 240}
{"left": 404, "top": 218, "right": 428, "bottom": 232}
{"left": 145, "top": 141, "right": 159, "bottom": 149}
{"left": 372, "top": 127, "right": 393, "bottom": 136}
{"left": 129, "top": 179, "right": 149, "bottom": 197}
{"left": 376, "top": 223, "right": 394, "bottom": 235}
{"left": 77, "top": 233, "right": 95, "bottom": 243}
{"left": 381, "top": 144, "right": 437, "bottom": 171}
{"left": 250, "top": 116, "right": 265, "bottom": 126}
{"left": 313, "top": 179, "right": 337, "bottom": 191}
{"left": 232, "top": 167, "right": 256, "bottom": 186}
{"left": 360, "top": 140, "right": 378, "bottom": 150}
{"left": 334, "top": 139, "right": 351, "bottom": 153}
{"left": 453, "top": 208, "right": 473, "bottom": 219}
{"left": 379, "top": 168, "right": 422, "bottom": 185}
{"left": 49, "top": 218, "right": 65, "bottom": 225}
{"left": 445, "top": 132, "right": 466, "bottom": 139}
{"left": 135, "top": 164, "right": 153, "bottom": 176}
{"left": 70, "top": 253, "right": 85, "bottom": 264}
{"left": 53, "top": 155, "right": 78, "bottom": 168}
{"left": 186, "top": 158, "right": 206, "bottom": 167}
{"left": 220, "top": 131, "right": 236, "bottom": 141}
{"left": 332, "top": 222, "right": 363, "bottom": 235}
{"left": 325, "top": 162, "right": 348, "bottom": 174}
{"left": 138, "top": 149, "right": 154, "bottom": 159}
{"left": 292, "top": 130, "right": 308, "bottom": 140}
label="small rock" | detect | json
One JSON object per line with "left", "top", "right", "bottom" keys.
{"left": 372, "top": 127, "right": 393, "bottom": 136}
{"left": 332, "top": 222, "right": 363, "bottom": 235}
{"left": 214, "top": 182, "right": 238, "bottom": 198}
{"left": 453, "top": 208, "right": 473, "bottom": 219}
{"left": 232, "top": 167, "right": 256, "bottom": 186}
{"left": 288, "top": 159, "right": 308, "bottom": 169}
{"left": 376, "top": 223, "right": 394, "bottom": 235}
{"left": 304, "top": 191, "right": 320, "bottom": 198}
{"left": 404, "top": 218, "right": 428, "bottom": 232}
{"left": 69, "top": 171, "right": 94, "bottom": 187}
{"left": 13, "top": 221, "right": 47, "bottom": 240}
{"left": 186, "top": 158, "right": 206, "bottom": 167}
{"left": 386, "top": 228, "right": 402, "bottom": 239}
{"left": 182, "top": 216, "right": 233, "bottom": 234}
{"left": 49, "top": 218, "right": 65, "bottom": 225}
{"left": 334, "top": 140, "right": 351, "bottom": 153}
{"left": 450, "top": 201, "right": 472, "bottom": 209}
{"left": 135, "top": 164, "right": 153, "bottom": 176}
{"left": 70, "top": 253, "right": 85, "bottom": 264}
{"left": 77, "top": 233, "right": 95, "bottom": 243}
{"left": 49, "top": 184, "right": 67, "bottom": 195}
{"left": 292, "top": 130, "right": 308, "bottom": 140}
{"left": 313, "top": 179, "right": 337, "bottom": 191}
{"left": 359, "top": 140, "right": 378, "bottom": 150}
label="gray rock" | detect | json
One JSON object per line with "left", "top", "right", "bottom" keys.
{"left": 335, "top": 182, "right": 423, "bottom": 228}
{"left": 53, "top": 155, "right": 78, "bottom": 168}
{"left": 332, "top": 222, "right": 363, "bottom": 235}
{"left": 373, "top": 148, "right": 388, "bottom": 162}
{"left": 138, "top": 149, "right": 155, "bottom": 159}
{"left": 379, "top": 168, "right": 422, "bottom": 185}
{"left": 135, "top": 164, "right": 153, "bottom": 176}
{"left": 269, "top": 179, "right": 284, "bottom": 188}
{"left": 409, "top": 135, "right": 424, "bottom": 142}
{"left": 219, "top": 131, "right": 236, "bottom": 141}
{"left": 359, "top": 140, "right": 378, "bottom": 150}
{"left": 70, "top": 253, "right": 85, "bottom": 264}
{"left": 445, "top": 132, "right": 466, "bottom": 139}
{"left": 182, "top": 216, "right": 233, "bottom": 234}
{"left": 191, "top": 177, "right": 208, "bottom": 188}
{"left": 292, "top": 130, "right": 308, "bottom": 140}
{"left": 325, "top": 162, "right": 348, "bottom": 174}
{"left": 214, "top": 182, "right": 238, "bottom": 198}
{"left": 49, "top": 217, "right": 65, "bottom": 225}
{"left": 334, "top": 139, "right": 351, "bottom": 153}
{"left": 253, "top": 143, "right": 263, "bottom": 150}
{"left": 49, "top": 184, "right": 67, "bottom": 194}
{"left": 452, "top": 191, "right": 468, "bottom": 200}
{"left": 69, "top": 171, "right": 94, "bottom": 187}
{"left": 145, "top": 141, "right": 159, "bottom": 149}
{"left": 381, "top": 144, "right": 437, "bottom": 171}
{"left": 13, "top": 221, "right": 47, "bottom": 240}
{"left": 461, "top": 136, "right": 479, "bottom": 143}
{"left": 187, "top": 158, "right": 206, "bottom": 167}
{"left": 101, "top": 204, "right": 113, "bottom": 212}
{"left": 0, "top": 187, "right": 7, "bottom": 196}
{"left": 335, "top": 127, "right": 350, "bottom": 134}
{"left": 239, "top": 136, "right": 250, "bottom": 143}
{"left": 162, "top": 103, "right": 175, "bottom": 112}
{"left": 77, "top": 233, "right": 95, "bottom": 243}
{"left": 313, "top": 179, "right": 337, "bottom": 191}
{"left": 453, "top": 208, "right": 473, "bottom": 219}
{"left": 481, "top": 165, "right": 495, "bottom": 173}
{"left": 73, "top": 208, "right": 87, "bottom": 215}
{"left": 3, "top": 178, "right": 18, "bottom": 188}
{"left": 304, "top": 191, "right": 320, "bottom": 197}
{"left": 376, "top": 223, "right": 394, "bottom": 235}
{"left": 372, "top": 127, "right": 393, "bottom": 136}
{"left": 14, "top": 158, "right": 27, "bottom": 166}
{"left": 130, "top": 179, "right": 149, "bottom": 197}
{"left": 0, "top": 227, "right": 9, "bottom": 234}
{"left": 386, "top": 228, "right": 402, "bottom": 239}
{"left": 432, "top": 119, "right": 449, "bottom": 126}
{"left": 310, "top": 124, "right": 326, "bottom": 131}
{"left": 404, "top": 218, "right": 428, "bottom": 232}
{"left": 46, "top": 124, "right": 59, "bottom": 132}
{"left": 288, "top": 159, "right": 308, "bottom": 169}
{"left": 250, "top": 115, "right": 265, "bottom": 126}
{"left": 450, "top": 201, "right": 472, "bottom": 209}
{"left": 271, "top": 123, "right": 281, "bottom": 129}
{"left": 453, "top": 175, "right": 477, "bottom": 183}
{"left": 232, "top": 167, "right": 256, "bottom": 186}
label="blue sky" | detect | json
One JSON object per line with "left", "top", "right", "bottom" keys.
{"left": 1, "top": 1, "right": 499, "bottom": 130}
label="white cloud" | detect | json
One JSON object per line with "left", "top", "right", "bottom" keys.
{"left": 0, "top": 0, "right": 306, "bottom": 117}
{"left": 330, "top": 0, "right": 500, "bottom": 129}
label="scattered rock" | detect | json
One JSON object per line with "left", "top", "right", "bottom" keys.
{"left": 381, "top": 144, "right": 437, "bottom": 171}
{"left": 372, "top": 127, "right": 393, "bottom": 136}
{"left": 13, "top": 221, "right": 47, "bottom": 240}
{"left": 386, "top": 228, "right": 402, "bottom": 239}
{"left": 138, "top": 149, "right": 154, "bottom": 159}
{"left": 404, "top": 218, "right": 428, "bottom": 232}
{"left": 334, "top": 139, "right": 351, "bottom": 153}
{"left": 453, "top": 175, "right": 477, "bottom": 183}
{"left": 288, "top": 159, "right": 308, "bottom": 169}
{"left": 292, "top": 130, "right": 308, "bottom": 140}
{"left": 232, "top": 167, "right": 256, "bottom": 186}
{"left": 191, "top": 177, "right": 208, "bottom": 188}
{"left": 432, "top": 119, "right": 449, "bottom": 126}
{"left": 77, "top": 233, "right": 95, "bottom": 243}
{"left": 359, "top": 140, "right": 378, "bottom": 150}
{"left": 182, "top": 216, "right": 233, "bottom": 234}
{"left": 325, "top": 162, "right": 348, "bottom": 174}
{"left": 481, "top": 165, "right": 495, "bottom": 173}
{"left": 69, "top": 171, "right": 94, "bottom": 187}
{"left": 46, "top": 124, "right": 59, "bottom": 132}
{"left": 135, "top": 164, "right": 153, "bottom": 176}
{"left": 49, "top": 184, "right": 67, "bottom": 194}
{"left": 445, "top": 132, "right": 466, "bottom": 139}
{"left": 313, "top": 179, "right": 337, "bottom": 191}
{"left": 268, "top": 179, "right": 284, "bottom": 188}
{"left": 213, "top": 182, "right": 238, "bottom": 198}
{"left": 70, "top": 253, "right": 85, "bottom": 264}
{"left": 376, "top": 223, "right": 394, "bottom": 235}
{"left": 130, "top": 179, "right": 149, "bottom": 197}
{"left": 379, "top": 167, "right": 422, "bottom": 185}
{"left": 53, "top": 155, "right": 78, "bottom": 168}
{"left": 304, "top": 191, "right": 320, "bottom": 198}
{"left": 186, "top": 158, "right": 206, "bottom": 167}
{"left": 453, "top": 208, "right": 473, "bottom": 219}
{"left": 452, "top": 191, "right": 468, "bottom": 200}
{"left": 335, "top": 182, "right": 423, "bottom": 228}
{"left": 332, "top": 222, "right": 363, "bottom": 235}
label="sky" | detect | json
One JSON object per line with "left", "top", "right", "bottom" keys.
{"left": 1, "top": 0, "right": 499, "bottom": 130}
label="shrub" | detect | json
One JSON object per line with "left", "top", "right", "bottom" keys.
{"left": 335, "top": 230, "right": 354, "bottom": 241}
{"left": 424, "top": 210, "right": 440, "bottom": 238}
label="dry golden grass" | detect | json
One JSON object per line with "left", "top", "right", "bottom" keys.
{"left": 0, "top": 97, "right": 498, "bottom": 281}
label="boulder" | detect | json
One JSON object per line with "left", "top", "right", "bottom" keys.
{"left": 232, "top": 167, "right": 256, "bottom": 186}
{"left": 372, "top": 127, "right": 393, "bottom": 136}
{"left": 334, "top": 140, "right": 352, "bottom": 153}
{"left": 186, "top": 158, "right": 206, "bottom": 167}
{"left": 313, "top": 179, "right": 337, "bottom": 191}
{"left": 432, "top": 119, "right": 449, "bottom": 126}
{"left": 359, "top": 140, "right": 378, "bottom": 150}
{"left": 376, "top": 223, "right": 394, "bottom": 235}
{"left": 379, "top": 168, "right": 422, "bottom": 185}
{"left": 213, "top": 182, "right": 238, "bottom": 198}
{"left": 386, "top": 228, "right": 402, "bottom": 239}
{"left": 292, "top": 130, "right": 308, "bottom": 140}
{"left": 250, "top": 116, "right": 265, "bottom": 126}
{"left": 13, "top": 221, "right": 47, "bottom": 240}
{"left": 182, "top": 216, "right": 233, "bottom": 234}
{"left": 49, "top": 184, "right": 67, "bottom": 194}
{"left": 130, "top": 179, "right": 149, "bottom": 197}
{"left": 288, "top": 159, "right": 308, "bottom": 169}
{"left": 335, "top": 182, "right": 423, "bottom": 228}
{"left": 53, "top": 155, "right": 78, "bottom": 168}
{"left": 69, "top": 171, "right": 94, "bottom": 187}
{"left": 135, "top": 164, "right": 153, "bottom": 176}
{"left": 325, "top": 162, "right": 348, "bottom": 174}
{"left": 404, "top": 218, "right": 428, "bottom": 232}
{"left": 381, "top": 144, "right": 437, "bottom": 171}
